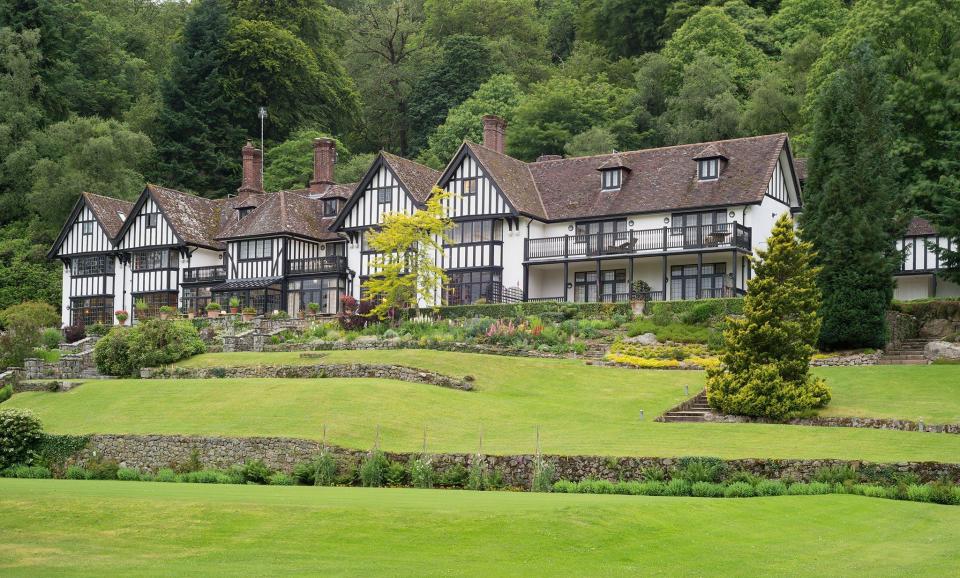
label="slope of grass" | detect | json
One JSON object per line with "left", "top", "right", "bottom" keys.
{"left": 7, "top": 351, "right": 960, "bottom": 461}
{"left": 1, "top": 480, "right": 959, "bottom": 577}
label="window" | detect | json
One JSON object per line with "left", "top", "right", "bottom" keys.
{"left": 238, "top": 207, "right": 254, "bottom": 220}
{"left": 376, "top": 186, "right": 392, "bottom": 204}
{"left": 446, "top": 220, "right": 503, "bottom": 245}
{"left": 81, "top": 221, "right": 94, "bottom": 236}
{"left": 132, "top": 249, "right": 176, "bottom": 271}
{"left": 73, "top": 255, "right": 113, "bottom": 277}
{"left": 182, "top": 286, "right": 212, "bottom": 316}
{"left": 575, "top": 269, "right": 627, "bottom": 302}
{"left": 145, "top": 213, "right": 159, "bottom": 228}
{"left": 601, "top": 169, "right": 622, "bottom": 190}
{"left": 70, "top": 296, "right": 112, "bottom": 327}
{"left": 361, "top": 230, "right": 376, "bottom": 252}
{"left": 460, "top": 178, "right": 478, "bottom": 195}
{"left": 445, "top": 269, "right": 502, "bottom": 305}
{"left": 287, "top": 277, "right": 346, "bottom": 316}
{"left": 699, "top": 158, "right": 719, "bottom": 180}
{"left": 671, "top": 263, "right": 726, "bottom": 300}
{"left": 132, "top": 292, "right": 178, "bottom": 320}
{"left": 574, "top": 220, "right": 628, "bottom": 254}
{"left": 323, "top": 199, "right": 339, "bottom": 216}
{"left": 238, "top": 239, "right": 273, "bottom": 261}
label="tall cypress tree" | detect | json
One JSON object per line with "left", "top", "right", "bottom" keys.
{"left": 801, "top": 41, "right": 903, "bottom": 350}
{"left": 153, "top": 0, "right": 245, "bottom": 198}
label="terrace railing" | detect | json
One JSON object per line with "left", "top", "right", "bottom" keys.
{"left": 182, "top": 265, "right": 227, "bottom": 284}
{"left": 525, "top": 223, "right": 752, "bottom": 261}
{"left": 286, "top": 256, "right": 349, "bottom": 276}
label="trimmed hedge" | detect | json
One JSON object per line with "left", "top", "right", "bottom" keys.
{"left": 422, "top": 301, "right": 633, "bottom": 320}
{"left": 647, "top": 297, "right": 744, "bottom": 318}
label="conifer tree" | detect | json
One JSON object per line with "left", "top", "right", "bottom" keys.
{"left": 801, "top": 41, "right": 902, "bottom": 350}
{"left": 707, "top": 214, "right": 831, "bottom": 420}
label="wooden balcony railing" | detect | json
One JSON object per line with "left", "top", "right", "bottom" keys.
{"left": 182, "top": 265, "right": 227, "bottom": 284}
{"left": 287, "top": 256, "right": 349, "bottom": 276}
{"left": 525, "top": 223, "right": 752, "bottom": 261}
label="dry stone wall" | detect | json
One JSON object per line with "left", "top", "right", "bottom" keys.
{"left": 74, "top": 434, "right": 960, "bottom": 486}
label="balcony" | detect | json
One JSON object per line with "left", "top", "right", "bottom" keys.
{"left": 182, "top": 265, "right": 227, "bottom": 284}
{"left": 287, "top": 255, "right": 349, "bottom": 276}
{"left": 525, "top": 223, "right": 752, "bottom": 262}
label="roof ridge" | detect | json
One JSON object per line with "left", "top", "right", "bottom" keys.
{"left": 529, "top": 133, "right": 789, "bottom": 164}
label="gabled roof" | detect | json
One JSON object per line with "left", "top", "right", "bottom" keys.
{"left": 47, "top": 192, "right": 135, "bottom": 258}
{"left": 83, "top": 192, "right": 133, "bottom": 239}
{"left": 906, "top": 216, "right": 937, "bottom": 237}
{"left": 331, "top": 152, "right": 440, "bottom": 230}
{"left": 452, "top": 133, "right": 790, "bottom": 222}
{"left": 217, "top": 189, "right": 340, "bottom": 242}
{"left": 146, "top": 184, "right": 224, "bottom": 250}
{"left": 692, "top": 143, "right": 728, "bottom": 160}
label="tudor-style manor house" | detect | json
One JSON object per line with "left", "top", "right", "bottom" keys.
{"left": 50, "top": 116, "right": 959, "bottom": 327}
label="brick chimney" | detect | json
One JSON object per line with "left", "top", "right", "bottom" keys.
{"left": 482, "top": 114, "right": 507, "bottom": 154}
{"left": 309, "top": 137, "right": 336, "bottom": 193}
{"left": 238, "top": 141, "right": 263, "bottom": 195}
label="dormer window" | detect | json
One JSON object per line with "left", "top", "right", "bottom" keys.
{"left": 323, "top": 199, "right": 339, "bottom": 216}
{"left": 238, "top": 207, "right": 254, "bottom": 220}
{"left": 698, "top": 158, "right": 719, "bottom": 180}
{"left": 601, "top": 169, "right": 622, "bottom": 191}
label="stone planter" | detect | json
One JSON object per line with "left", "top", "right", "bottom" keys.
{"left": 207, "top": 310, "right": 220, "bottom": 319}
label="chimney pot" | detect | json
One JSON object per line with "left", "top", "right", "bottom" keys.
{"left": 238, "top": 140, "right": 263, "bottom": 195}
{"left": 482, "top": 114, "right": 507, "bottom": 154}
{"left": 310, "top": 137, "right": 336, "bottom": 192}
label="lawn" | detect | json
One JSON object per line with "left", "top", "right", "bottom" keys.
{"left": 1, "top": 480, "right": 958, "bottom": 576}
{"left": 7, "top": 350, "right": 960, "bottom": 462}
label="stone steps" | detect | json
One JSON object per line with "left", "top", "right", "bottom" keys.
{"left": 882, "top": 339, "right": 931, "bottom": 365}
{"left": 660, "top": 392, "right": 710, "bottom": 423}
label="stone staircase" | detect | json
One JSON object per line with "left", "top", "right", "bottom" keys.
{"left": 660, "top": 391, "right": 711, "bottom": 423}
{"left": 879, "top": 338, "right": 930, "bottom": 365}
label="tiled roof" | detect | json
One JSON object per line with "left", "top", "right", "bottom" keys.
{"left": 472, "top": 133, "right": 788, "bottom": 222}
{"left": 147, "top": 184, "right": 225, "bottom": 250}
{"left": 794, "top": 157, "right": 808, "bottom": 183}
{"left": 283, "top": 182, "right": 358, "bottom": 200}
{"left": 82, "top": 192, "right": 133, "bottom": 239}
{"left": 217, "top": 189, "right": 341, "bottom": 242}
{"left": 382, "top": 151, "right": 440, "bottom": 203}
{"left": 906, "top": 217, "right": 937, "bottom": 236}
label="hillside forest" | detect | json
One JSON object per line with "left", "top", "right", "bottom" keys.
{"left": 0, "top": 0, "right": 957, "bottom": 312}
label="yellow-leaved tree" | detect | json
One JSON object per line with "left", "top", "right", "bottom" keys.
{"left": 362, "top": 187, "right": 453, "bottom": 321}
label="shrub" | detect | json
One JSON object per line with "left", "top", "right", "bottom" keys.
{"left": 552, "top": 479, "right": 577, "bottom": 493}
{"left": 755, "top": 480, "right": 788, "bottom": 496}
{"left": 637, "top": 481, "right": 668, "bottom": 496}
{"left": 681, "top": 302, "right": 716, "bottom": 325}
{"left": 3, "top": 464, "right": 52, "bottom": 478}
{"left": 269, "top": 472, "right": 296, "bottom": 486}
{"left": 86, "top": 459, "right": 119, "bottom": 480}
{"left": 294, "top": 452, "right": 338, "bottom": 486}
{"left": 40, "top": 328, "right": 61, "bottom": 350}
{"left": 814, "top": 465, "right": 858, "bottom": 485}
{"left": 724, "top": 482, "right": 756, "bottom": 498}
{"left": 0, "top": 301, "right": 61, "bottom": 367}
{"left": 385, "top": 460, "right": 408, "bottom": 487}
{"left": 691, "top": 481, "right": 726, "bottom": 497}
{"left": 664, "top": 478, "right": 692, "bottom": 496}
{"left": 928, "top": 480, "right": 958, "bottom": 505}
{"left": 410, "top": 456, "right": 435, "bottom": 488}
{"left": 640, "top": 465, "right": 666, "bottom": 482}
{"left": 359, "top": 450, "right": 390, "bottom": 487}
{"left": 86, "top": 323, "right": 110, "bottom": 337}
{"left": 439, "top": 463, "right": 468, "bottom": 488}
{"left": 65, "top": 465, "right": 90, "bottom": 480}
{"left": 179, "top": 469, "right": 237, "bottom": 484}
{"left": 62, "top": 324, "right": 86, "bottom": 344}
{"left": 155, "top": 468, "right": 177, "bottom": 483}
{"left": 0, "top": 383, "right": 12, "bottom": 404}
{"left": 93, "top": 328, "right": 134, "bottom": 376}
{"left": 906, "top": 484, "right": 932, "bottom": 503}
{"left": 531, "top": 456, "right": 555, "bottom": 492}
{"left": 241, "top": 459, "right": 272, "bottom": 485}
{"left": 116, "top": 467, "right": 141, "bottom": 481}
{"left": 467, "top": 457, "right": 487, "bottom": 491}
{"left": 675, "top": 457, "right": 726, "bottom": 483}
{"left": 0, "top": 408, "right": 43, "bottom": 468}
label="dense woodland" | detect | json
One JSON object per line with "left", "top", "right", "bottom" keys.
{"left": 0, "top": 0, "right": 957, "bottom": 315}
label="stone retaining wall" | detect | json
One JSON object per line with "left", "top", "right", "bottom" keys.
{"left": 703, "top": 413, "right": 960, "bottom": 434}
{"left": 809, "top": 352, "right": 882, "bottom": 366}
{"left": 74, "top": 434, "right": 960, "bottom": 485}
{"left": 261, "top": 339, "right": 570, "bottom": 359}
{"left": 141, "top": 363, "right": 474, "bottom": 391}
{"left": 886, "top": 310, "right": 919, "bottom": 348}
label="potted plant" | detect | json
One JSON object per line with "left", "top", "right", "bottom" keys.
{"left": 187, "top": 310, "right": 196, "bottom": 320}
{"left": 630, "top": 280, "right": 652, "bottom": 315}
{"left": 229, "top": 296, "right": 241, "bottom": 314}
{"left": 115, "top": 309, "right": 129, "bottom": 325}
{"left": 206, "top": 302, "right": 222, "bottom": 319}
{"left": 159, "top": 305, "right": 174, "bottom": 320}
{"left": 135, "top": 298, "right": 149, "bottom": 318}
{"left": 242, "top": 306, "right": 256, "bottom": 321}
{"left": 307, "top": 302, "right": 320, "bottom": 318}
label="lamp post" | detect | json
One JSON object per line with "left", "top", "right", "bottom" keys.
{"left": 258, "top": 106, "right": 267, "bottom": 183}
